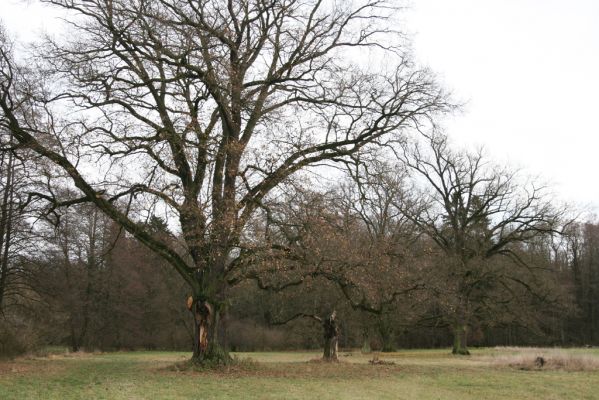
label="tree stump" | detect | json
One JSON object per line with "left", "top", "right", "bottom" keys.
{"left": 535, "top": 356, "right": 545, "bottom": 368}
{"left": 323, "top": 311, "right": 339, "bottom": 362}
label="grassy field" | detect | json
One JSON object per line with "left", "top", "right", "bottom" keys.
{"left": 0, "top": 348, "right": 598, "bottom": 399}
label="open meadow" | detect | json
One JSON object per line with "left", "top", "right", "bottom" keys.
{"left": 1, "top": 348, "right": 598, "bottom": 400}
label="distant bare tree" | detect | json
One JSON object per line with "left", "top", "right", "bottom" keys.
{"left": 0, "top": 146, "right": 18, "bottom": 311}
{"left": 240, "top": 176, "right": 423, "bottom": 356}
{"left": 0, "top": 131, "right": 40, "bottom": 314}
{"left": 336, "top": 160, "right": 426, "bottom": 350}
{"left": 563, "top": 222, "right": 599, "bottom": 343}
{"left": 399, "top": 134, "right": 566, "bottom": 354}
{"left": 268, "top": 309, "right": 339, "bottom": 361}
{"left": 36, "top": 203, "right": 114, "bottom": 352}
{"left": 0, "top": 1, "right": 450, "bottom": 363}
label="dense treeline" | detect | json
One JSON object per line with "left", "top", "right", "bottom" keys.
{"left": 0, "top": 0, "right": 596, "bottom": 362}
{"left": 1, "top": 135, "right": 597, "bottom": 357}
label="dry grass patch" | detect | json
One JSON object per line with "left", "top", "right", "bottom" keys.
{"left": 0, "top": 357, "right": 67, "bottom": 377}
{"left": 488, "top": 347, "right": 599, "bottom": 371}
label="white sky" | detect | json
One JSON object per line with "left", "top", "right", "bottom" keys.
{"left": 1, "top": 0, "right": 599, "bottom": 211}
{"left": 403, "top": 0, "right": 599, "bottom": 212}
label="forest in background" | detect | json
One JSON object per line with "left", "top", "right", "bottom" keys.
{"left": 0, "top": 0, "right": 597, "bottom": 362}
{"left": 1, "top": 133, "right": 597, "bottom": 357}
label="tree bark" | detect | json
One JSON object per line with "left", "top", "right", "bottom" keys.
{"left": 188, "top": 296, "right": 231, "bottom": 365}
{"left": 452, "top": 323, "right": 470, "bottom": 355}
{"left": 322, "top": 312, "right": 339, "bottom": 362}
{"left": 69, "top": 322, "right": 80, "bottom": 353}
{"left": 378, "top": 319, "right": 397, "bottom": 352}
{"left": 0, "top": 150, "right": 14, "bottom": 310}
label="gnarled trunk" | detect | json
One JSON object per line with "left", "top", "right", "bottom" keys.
{"left": 188, "top": 296, "right": 231, "bottom": 365}
{"left": 322, "top": 312, "right": 339, "bottom": 362}
{"left": 323, "top": 335, "right": 338, "bottom": 361}
{"left": 452, "top": 323, "right": 470, "bottom": 355}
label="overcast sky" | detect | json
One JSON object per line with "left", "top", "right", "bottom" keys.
{"left": 403, "top": 0, "right": 599, "bottom": 213}
{"left": 2, "top": 0, "right": 599, "bottom": 211}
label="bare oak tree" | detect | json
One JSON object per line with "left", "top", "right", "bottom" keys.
{"left": 0, "top": 1, "right": 449, "bottom": 362}
{"left": 399, "top": 134, "right": 565, "bottom": 355}
{"left": 239, "top": 177, "right": 422, "bottom": 358}
{"left": 0, "top": 130, "right": 42, "bottom": 313}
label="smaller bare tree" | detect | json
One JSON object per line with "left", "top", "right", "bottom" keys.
{"left": 233, "top": 179, "right": 422, "bottom": 358}
{"left": 398, "top": 133, "right": 566, "bottom": 355}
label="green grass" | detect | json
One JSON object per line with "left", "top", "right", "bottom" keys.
{"left": 1, "top": 348, "right": 598, "bottom": 399}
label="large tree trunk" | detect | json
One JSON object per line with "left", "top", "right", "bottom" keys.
{"left": 69, "top": 324, "right": 80, "bottom": 353}
{"left": 188, "top": 296, "right": 231, "bottom": 365}
{"left": 378, "top": 319, "right": 397, "bottom": 353}
{"left": 452, "top": 323, "right": 470, "bottom": 355}
{"left": 361, "top": 327, "right": 372, "bottom": 353}
{"left": 322, "top": 312, "right": 339, "bottom": 362}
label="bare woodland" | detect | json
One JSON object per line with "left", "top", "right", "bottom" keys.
{"left": 0, "top": 0, "right": 596, "bottom": 363}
